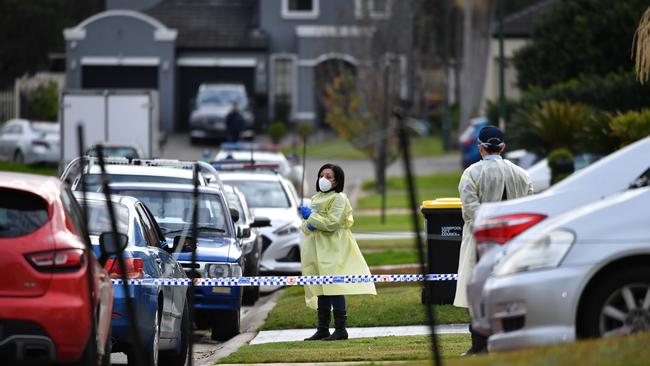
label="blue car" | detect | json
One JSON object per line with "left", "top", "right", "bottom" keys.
{"left": 108, "top": 183, "right": 244, "bottom": 341}
{"left": 459, "top": 116, "right": 489, "bottom": 168}
{"left": 75, "top": 192, "right": 190, "bottom": 366}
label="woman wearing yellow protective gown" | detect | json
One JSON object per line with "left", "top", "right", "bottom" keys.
{"left": 298, "top": 164, "right": 376, "bottom": 341}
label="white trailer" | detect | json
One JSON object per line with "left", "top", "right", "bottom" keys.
{"left": 59, "top": 89, "right": 159, "bottom": 168}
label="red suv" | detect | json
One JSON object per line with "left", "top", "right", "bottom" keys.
{"left": 0, "top": 172, "right": 114, "bottom": 365}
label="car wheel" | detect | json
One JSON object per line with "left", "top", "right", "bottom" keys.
{"left": 242, "top": 286, "right": 260, "bottom": 306}
{"left": 100, "top": 327, "right": 112, "bottom": 366}
{"left": 159, "top": 300, "right": 189, "bottom": 366}
{"left": 210, "top": 309, "right": 240, "bottom": 341}
{"left": 578, "top": 266, "right": 650, "bottom": 338}
{"left": 13, "top": 150, "right": 24, "bottom": 164}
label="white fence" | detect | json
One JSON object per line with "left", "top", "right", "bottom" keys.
{"left": 0, "top": 87, "right": 18, "bottom": 122}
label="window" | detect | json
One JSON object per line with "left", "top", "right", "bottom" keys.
{"left": 0, "top": 188, "right": 49, "bottom": 238}
{"left": 282, "top": 0, "right": 319, "bottom": 19}
{"left": 225, "top": 180, "right": 291, "bottom": 209}
{"left": 272, "top": 57, "right": 295, "bottom": 118}
{"left": 356, "top": 0, "right": 391, "bottom": 19}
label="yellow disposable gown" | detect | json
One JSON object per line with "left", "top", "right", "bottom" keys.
{"left": 453, "top": 158, "right": 534, "bottom": 307}
{"left": 301, "top": 191, "right": 377, "bottom": 309}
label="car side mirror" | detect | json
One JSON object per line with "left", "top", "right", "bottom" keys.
{"left": 250, "top": 216, "right": 271, "bottom": 228}
{"left": 172, "top": 235, "right": 196, "bottom": 253}
{"left": 230, "top": 208, "right": 240, "bottom": 223}
{"left": 237, "top": 226, "right": 251, "bottom": 239}
{"left": 99, "top": 232, "right": 128, "bottom": 256}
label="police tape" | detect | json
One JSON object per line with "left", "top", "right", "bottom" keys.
{"left": 110, "top": 274, "right": 458, "bottom": 287}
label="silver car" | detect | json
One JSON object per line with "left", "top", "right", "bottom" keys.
{"left": 483, "top": 182, "right": 650, "bottom": 352}
{"left": 0, "top": 119, "right": 59, "bottom": 165}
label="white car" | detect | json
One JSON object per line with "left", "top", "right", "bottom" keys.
{"left": 0, "top": 119, "right": 59, "bottom": 165}
{"left": 468, "top": 135, "right": 650, "bottom": 336}
{"left": 220, "top": 170, "right": 304, "bottom": 273}
{"left": 483, "top": 182, "right": 650, "bottom": 351}
{"left": 526, "top": 153, "right": 602, "bottom": 193}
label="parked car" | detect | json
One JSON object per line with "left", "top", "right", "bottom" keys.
{"left": 483, "top": 179, "right": 650, "bottom": 351}
{"left": 75, "top": 192, "right": 190, "bottom": 365}
{"left": 219, "top": 169, "right": 304, "bottom": 274}
{"left": 189, "top": 83, "right": 254, "bottom": 142}
{"left": 214, "top": 143, "right": 306, "bottom": 194}
{"left": 107, "top": 183, "right": 244, "bottom": 341}
{"left": 0, "top": 119, "right": 59, "bottom": 165}
{"left": 526, "top": 153, "right": 603, "bottom": 192}
{"left": 504, "top": 149, "right": 540, "bottom": 170}
{"left": 467, "top": 135, "right": 650, "bottom": 337}
{"left": 223, "top": 184, "right": 271, "bottom": 305}
{"left": 0, "top": 172, "right": 114, "bottom": 365}
{"left": 86, "top": 144, "right": 144, "bottom": 160}
{"left": 459, "top": 116, "right": 489, "bottom": 168}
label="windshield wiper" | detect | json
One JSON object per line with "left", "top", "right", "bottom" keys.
{"left": 165, "top": 226, "right": 226, "bottom": 235}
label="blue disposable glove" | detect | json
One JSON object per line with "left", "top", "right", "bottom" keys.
{"left": 306, "top": 223, "right": 316, "bottom": 232}
{"left": 298, "top": 205, "right": 312, "bottom": 220}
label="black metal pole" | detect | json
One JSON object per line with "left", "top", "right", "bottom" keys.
{"left": 395, "top": 106, "right": 443, "bottom": 366}
{"left": 96, "top": 145, "right": 145, "bottom": 366}
{"left": 187, "top": 163, "right": 200, "bottom": 366}
{"left": 442, "top": 0, "right": 452, "bottom": 152}
{"left": 380, "top": 56, "right": 391, "bottom": 225}
{"left": 300, "top": 135, "right": 307, "bottom": 206}
{"left": 498, "top": 0, "right": 506, "bottom": 130}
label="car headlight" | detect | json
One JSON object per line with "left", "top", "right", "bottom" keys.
{"left": 495, "top": 229, "right": 575, "bottom": 276}
{"left": 206, "top": 263, "right": 242, "bottom": 278}
{"left": 274, "top": 223, "right": 300, "bottom": 236}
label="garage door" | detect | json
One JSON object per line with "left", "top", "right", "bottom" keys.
{"left": 82, "top": 66, "right": 158, "bottom": 89}
{"left": 177, "top": 67, "right": 255, "bottom": 131}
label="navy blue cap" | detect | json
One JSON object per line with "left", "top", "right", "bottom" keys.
{"left": 478, "top": 125, "right": 504, "bottom": 147}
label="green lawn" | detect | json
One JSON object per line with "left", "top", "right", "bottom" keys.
{"left": 363, "top": 249, "right": 419, "bottom": 267}
{"left": 358, "top": 172, "right": 462, "bottom": 210}
{"left": 352, "top": 214, "right": 419, "bottom": 232}
{"left": 262, "top": 285, "right": 469, "bottom": 330}
{"left": 0, "top": 162, "right": 58, "bottom": 176}
{"left": 283, "top": 136, "right": 447, "bottom": 160}
{"left": 216, "top": 334, "right": 470, "bottom": 364}
{"left": 357, "top": 238, "right": 417, "bottom": 251}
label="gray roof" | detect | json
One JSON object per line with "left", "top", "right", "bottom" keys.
{"left": 495, "top": 0, "right": 558, "bottom": 38}
{"left": 144, "top": 0, "right": 268, "bottom": 50}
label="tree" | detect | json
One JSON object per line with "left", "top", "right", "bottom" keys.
{"left": 514, "top": 0, "right": 650, "bottom": 90}
{"left": 0, "top": 0, "right": 102, "bottom": 87}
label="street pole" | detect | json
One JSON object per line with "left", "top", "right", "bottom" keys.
{"left": 498, "top": 0, "right": 506, "bottom": 130}
{"left": 442, "top": 0, "right": 452, "bottom": 152}
{"left": 380, "top": 55, "right": 391, "bottom": 225}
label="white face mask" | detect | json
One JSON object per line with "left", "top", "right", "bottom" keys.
{"left": 318, "top": 177, "right": 333, "bottom": 192}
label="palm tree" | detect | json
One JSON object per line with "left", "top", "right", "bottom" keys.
{"left": 633, "top": 7, "right": 650, "bottom": 83}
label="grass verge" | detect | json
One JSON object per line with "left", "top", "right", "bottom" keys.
{"left": 217, "top": 334, "right": 469, "bottom": 364}
{"left": 357, "top": 238, "right": 417, "bottom": 251}
{"left": 283, "top": 136, "right": 446, "bottom": 160}
{"left": 363, "top": 250, "right": 419, "bottom": 267}
{"left": 353, "top": 214, "right": 417, "bottom": 232}
{"left": 262, "top": 285, "right": 469, "bottom": 330}
{"left": 0, "top": 162, "right": 57, "bottom": 176}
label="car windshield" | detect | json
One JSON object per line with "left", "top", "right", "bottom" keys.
{"left": 197, "top": 89, "right": 248, "bottom": 108}
{"left": 78, "top": 174, "right": 191, "bottom": 192}
{"left": 112, "top": 190, "right": 229, "bottom": 236}
{"left": 225, "top": 180, "right": 290, "bottom": 208}
{"left": 87, "top": 147, "right": 139, "bottom": 159}
{"left": 81, "top": 201, "right": 130, "bottom": 237}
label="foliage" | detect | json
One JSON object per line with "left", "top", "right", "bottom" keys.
{"left": 267, "top": 121, "right": 288, "bottom": 144}
{"left": 511, "top": 101, "right": 595, "bottom": 155}
{"left": 634, "top": 6, "right": 650, "bottom": 83}
{"left": 513, "top": 0, "right": 649, "bottom": 89}
{"left": 548, "top": 148, "right": 574, "bottom": 184}
{"left": 609, "top": 109, "right": 650, "bottom": 147}
{"left": 296, "top": 122, "right": 313, "bottom": 138}
{"left": 0, "top": 0, "right": 102, "bottom": 87}
{"left": 27, "top": 81, "right": 58, "bottom": 121}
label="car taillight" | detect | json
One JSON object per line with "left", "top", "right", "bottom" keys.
{"left": 26, "top": 249, "right": 85, "bottom": 272}
{"left": 474, "top": 213, "right": 547, "bottom": 245}
{"left": 104, "top": 258, "right": 144, "bottom": 279}
{"left": 31, "top": 139, "right": 50, "bottom": 148}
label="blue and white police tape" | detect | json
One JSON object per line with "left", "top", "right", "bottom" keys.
{"left": 111, "top": 274, "right": 458, "bottom": 287}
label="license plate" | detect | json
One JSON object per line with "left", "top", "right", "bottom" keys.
{"left": 211, "top": 287, "right": 231, "bottom": 295}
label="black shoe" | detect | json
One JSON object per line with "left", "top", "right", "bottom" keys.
{"left": 323, "top": 310, "right": 348, "bottom": 341}
{"left": 304, "top": 327, "right": 330, "bottom": 341}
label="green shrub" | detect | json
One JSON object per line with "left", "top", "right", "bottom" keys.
{"left": 28, "top": 81, "right": 58, "bottom": 121}
{"left": 609, "top": 109, "right": 650, "bottom": 147}
{"left": 548, "top": 148, "right": 574, "bottom": 184}
{"left": 267, "top": 121, "right": 288, "bottom": 144}
{"left": 296, "top": 122, "right": 313, "bottom": 139}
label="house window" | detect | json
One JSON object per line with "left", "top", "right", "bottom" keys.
{"left": 356, "top": 0, "right": 391, "bottom": 19}
{"left": 272, "top": 56, "right": 295, "bottom": 120}
{"left": 282, "top": 0, "right": 319, "bottom": 19}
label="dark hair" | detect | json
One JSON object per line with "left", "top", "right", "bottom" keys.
{"left": 483, "top": 144, "right": 503, "bottom": 154}
{"left": 316, "top": 163, "right": 345, "bottom": 193}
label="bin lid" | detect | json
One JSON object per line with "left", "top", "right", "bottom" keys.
{"left": 421, "top": 197, "right": 462, "bottom": 209}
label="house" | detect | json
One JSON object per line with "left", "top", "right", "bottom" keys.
{"left": 480, "top": 0, "right": 557, "bottom": 110}
{"left": 63, "top": 0, "right": 413, "bottom": 133}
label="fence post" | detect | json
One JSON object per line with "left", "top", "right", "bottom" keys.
{"left": 14, "top": 78, "right": 20, "bottom": 118}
